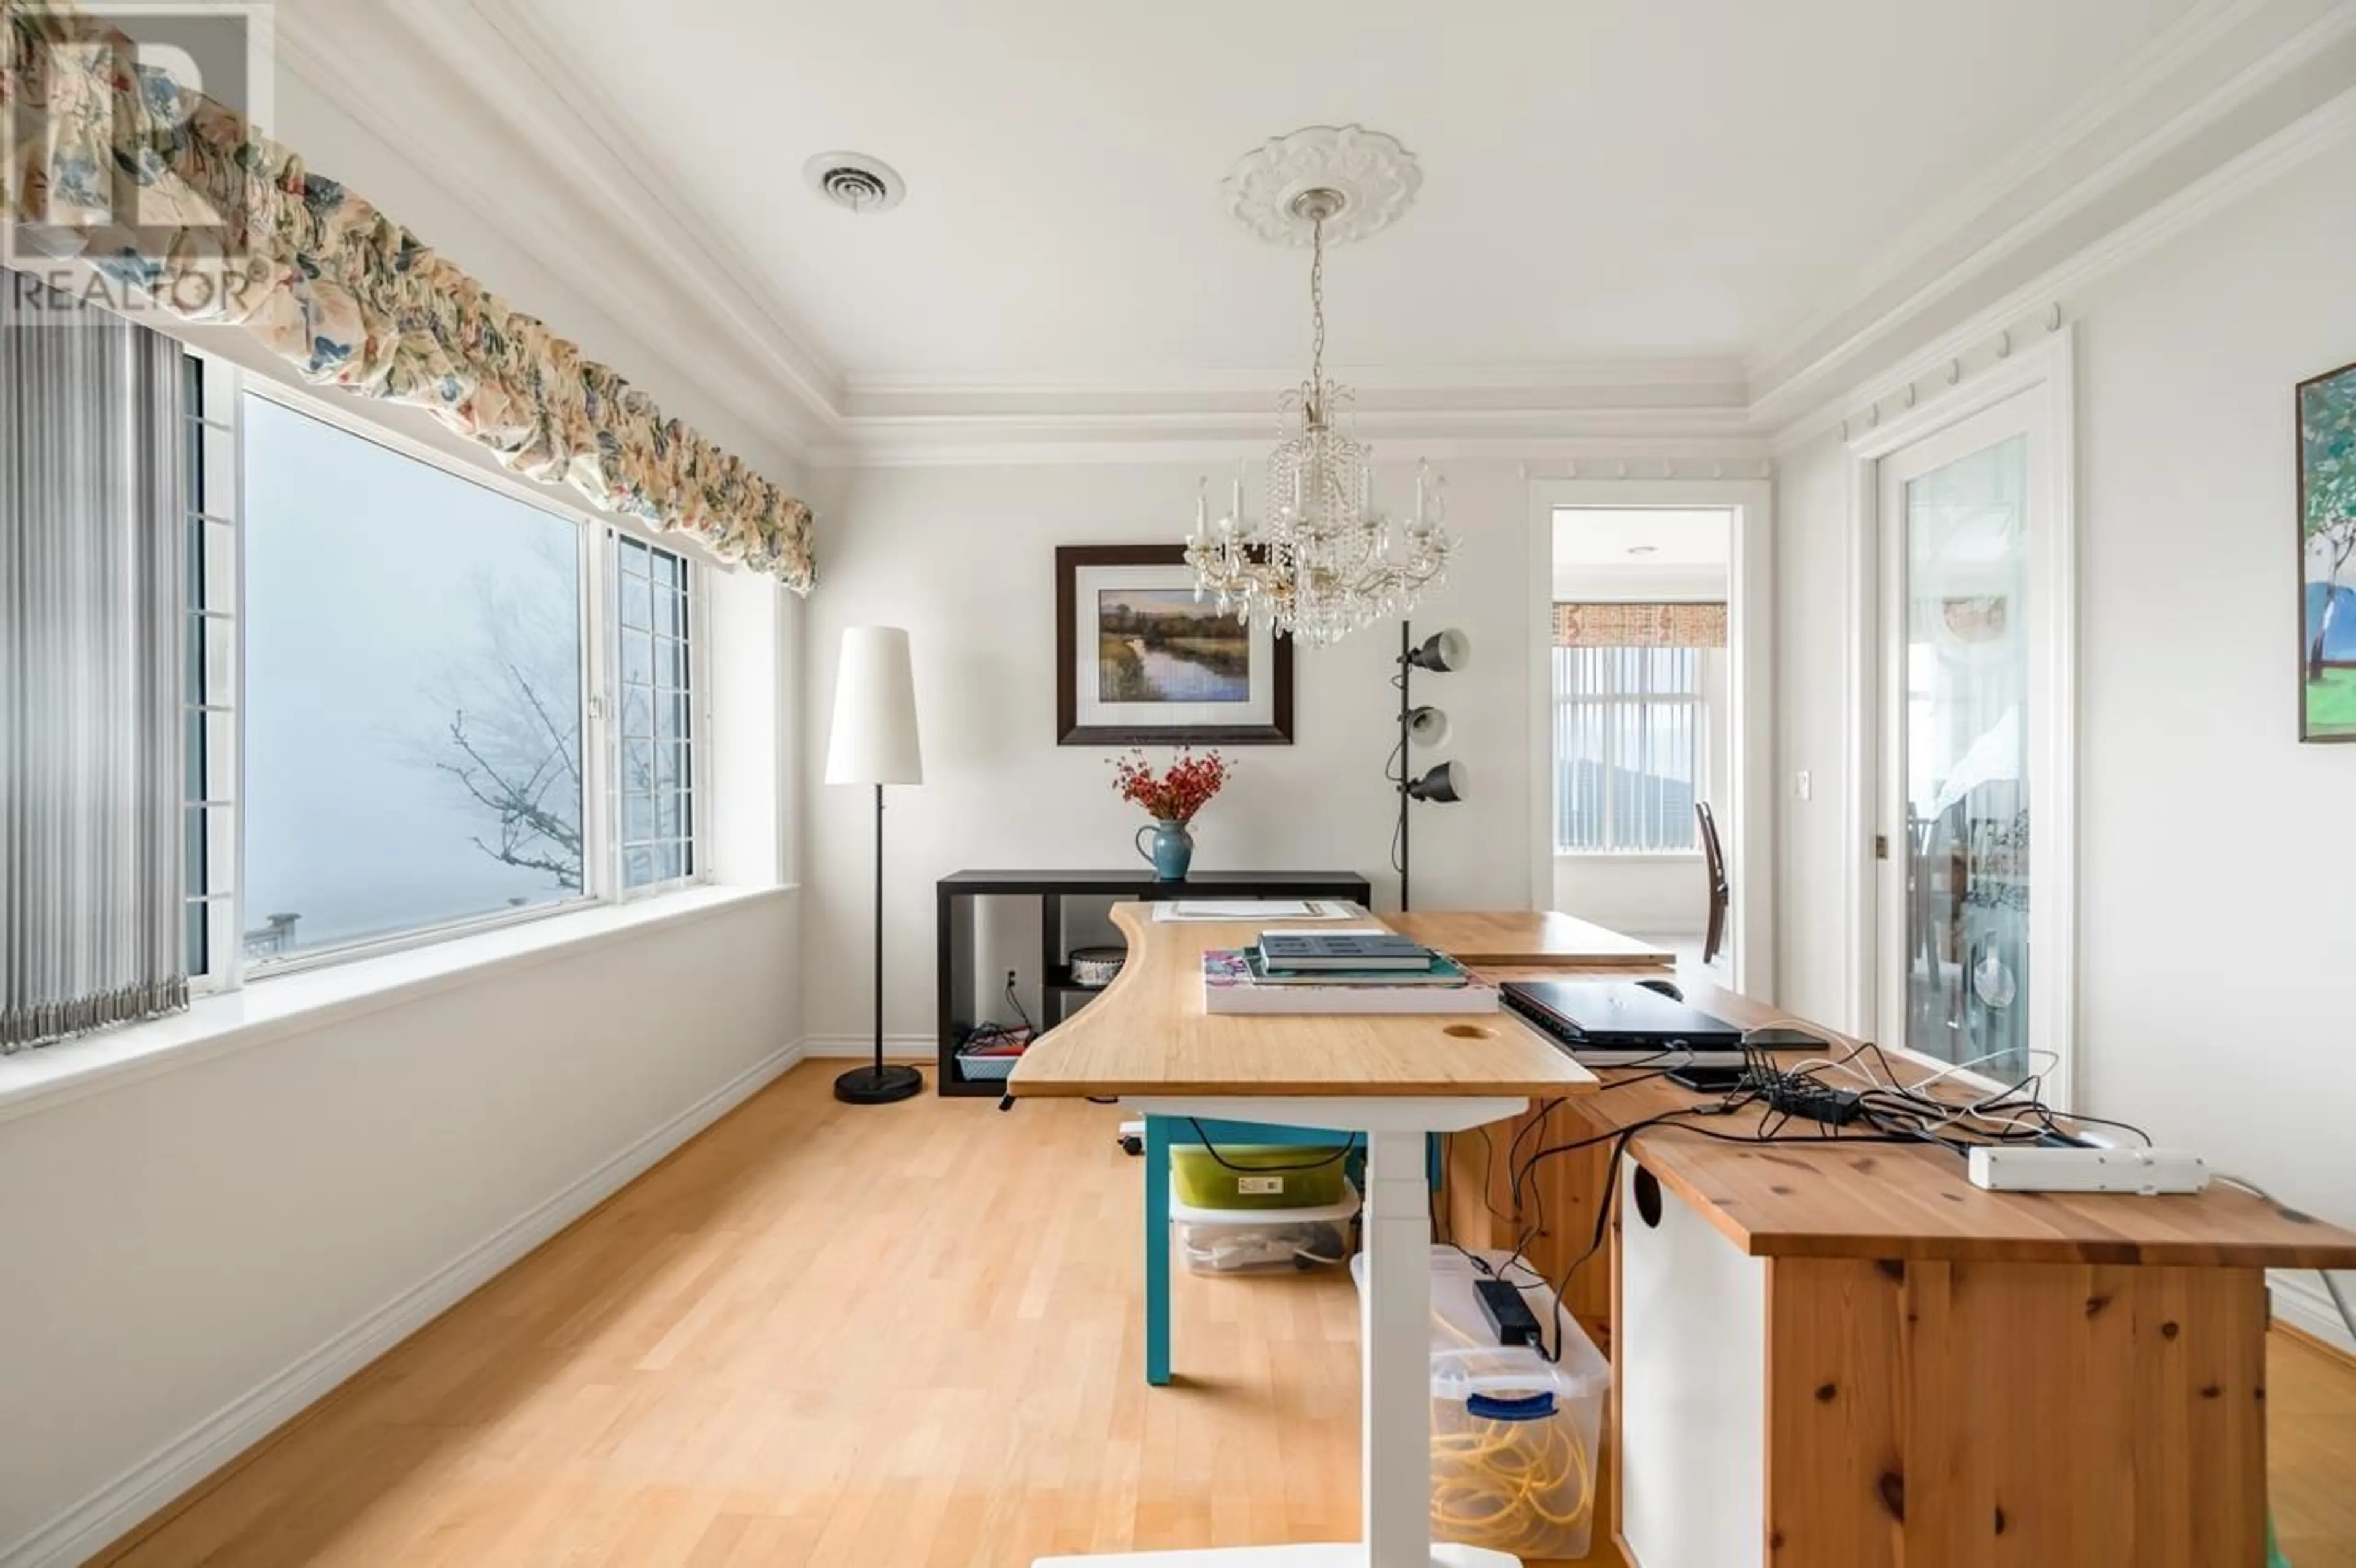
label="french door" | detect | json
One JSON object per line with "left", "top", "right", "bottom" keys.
{"left": 1871, "top": 375, "right": 2072, "bottom": 1089}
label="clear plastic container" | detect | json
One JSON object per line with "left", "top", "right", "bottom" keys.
{"left": 1353, "top": 1247, "right": 1611, "bottom": 1561}
{"left": 1176, "top": 1217, "right": 1353, "bottom": 1274}
{"left": 1169, "top": 1143, "right": 1352, "bottom": 1210}
{"left": 1172, "top": 1178, "right": 1360, "bottom": 1275}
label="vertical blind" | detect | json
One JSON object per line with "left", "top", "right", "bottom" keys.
{"left": 1552, "top": 645, "right": 1706, "bottom": 853}
{"left": 1, "top": 271, "right": 188, "bottom": 1050}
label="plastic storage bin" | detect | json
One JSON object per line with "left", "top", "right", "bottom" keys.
{"left": 1171, "top": 1177, "right": 1359, "bottom": 1275}
{"left": 1353, "top": 1247, "right": 1611, "bottom": 1561}
{"left": 1170, "top": 1143, "right": 1352, "bottom": 1210}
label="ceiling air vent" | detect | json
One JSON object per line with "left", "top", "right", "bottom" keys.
{"left": 803, "top": 152, "right": 906, "bottom": 215}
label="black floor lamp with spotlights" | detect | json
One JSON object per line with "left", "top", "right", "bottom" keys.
{"left": 826, "top": 626, "right": 925, "bottom": 1105}
{"left": 1392, "top": 623, "right": 1468, "bottom": 910}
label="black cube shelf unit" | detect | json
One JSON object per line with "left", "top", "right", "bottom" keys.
{"left": 934, "top": 869, "right": 1372, "bottom": 1097}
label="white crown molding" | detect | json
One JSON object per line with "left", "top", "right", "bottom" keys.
{"left": 845, "top": 355, "right": 1750, "bottom": 401}
{"left": 270, "top": 0, "right": 843, "bottom": 455}
{"left": 456, "top": 0, "right": 848, "bottom": 417}
{"left": 1745, "top": 0, "right": 2356, "bottom": 427}
{"left": 1745, "top": 0, "right": 2282, "bottom": 382}
{"left": 1768, "top": 81, "right": 2356, "bottom": 454}
{"left": 262, "top": 0, "right": 2354, "bottom": 468}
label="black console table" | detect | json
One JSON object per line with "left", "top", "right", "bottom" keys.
{"left": 934, "top": 869, "right": 1372, "bottom": 1097}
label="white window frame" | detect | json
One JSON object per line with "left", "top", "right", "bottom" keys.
{"left": 188, "top": 362, "right": 714, "bottom": 986}
{"left": 1551, "top": 642, "right": 1711, "bottom": 854}
{"left": 606, "top": 526, "right": 712, "bottom": 899}
{"left": 185, "top": 351, "right": 242, "bottom": 996}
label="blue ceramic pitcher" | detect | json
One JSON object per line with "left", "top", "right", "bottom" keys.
{"left": 1134, "top": 818, "right": 1194, "bottom": 882}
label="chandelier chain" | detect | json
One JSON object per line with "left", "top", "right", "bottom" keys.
{"left": 1308, "top": 215, "right": 1326, "bottom": 402}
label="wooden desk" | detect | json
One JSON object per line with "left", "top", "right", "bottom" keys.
{"left": 1386, "top": 910, "right": 1673, "bottom": 969}
{"left": 1011, "top": 904, "right": 1594, "bottom": 1568}
{"left": 1432, "top": 956, "right": 2356, "bottom": 1568}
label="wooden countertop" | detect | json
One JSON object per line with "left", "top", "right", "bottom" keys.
{"left": 1006, "top": 905, "right": 1598, "bottom": 1101}
{"left": 1387, "top": 909, "right": 1673, "bottom": 967}
{"left": 1474, "top": 962, "right": 2356, "bottom": 1270}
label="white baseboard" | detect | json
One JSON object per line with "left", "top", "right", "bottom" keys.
{"left": 2273, "top": 1268, "right": 2356, "bottom": 1357}
{"left": 797, "top": 1032, "right": 934, "bottom": 1059}
{"left": 2, "top": 1039, "right": 806, "bottom": 1568}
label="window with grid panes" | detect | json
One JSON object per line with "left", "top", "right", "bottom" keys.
{"left": 612, "top": 534, "right": 696, "bottom": 890}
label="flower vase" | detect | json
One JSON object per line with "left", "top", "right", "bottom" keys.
{"left": 1134, "top": 818, "right": 1195, "bottom": 882}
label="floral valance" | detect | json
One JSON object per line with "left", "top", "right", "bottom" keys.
{"left": 1, "top": 1, "right": 815, "bottom": 590}
{"left": 1554, "top": 602, "right": 1727, "bottom": 648}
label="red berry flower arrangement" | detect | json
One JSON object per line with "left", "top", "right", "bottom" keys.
{"left": 1110, "top": 747, "right": 1230, "bottom": 824}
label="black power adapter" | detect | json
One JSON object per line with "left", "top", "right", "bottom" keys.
{"left": 1474, "top": 1277, "right": 1543, "bottom": 1348}
{"left": 1760, "top": 1078, "right": 1865, "bottom": 1126}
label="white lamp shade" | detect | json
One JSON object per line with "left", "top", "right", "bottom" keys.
{"left": 825, "top": 626, "right": 923, "bottom": 785}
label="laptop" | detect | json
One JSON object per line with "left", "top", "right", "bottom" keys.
{"left": 1502, "top": 979, "right": 1747, "bottom": 1066}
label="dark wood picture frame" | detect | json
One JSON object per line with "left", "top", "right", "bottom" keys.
{"left": 2298, "top": 355, "right": 2356, "bottom": 744}
{"left": 1055, "top": 545, "right": 1294, "bottom": 745}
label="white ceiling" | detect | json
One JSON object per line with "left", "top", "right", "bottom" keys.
{"left": 510, "top": 0, "right": 2198, "bottom": 386}
{"left": 1553, "top": 507, "right": 1731, "bottom": 567}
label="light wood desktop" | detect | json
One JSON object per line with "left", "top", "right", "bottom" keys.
{"left": 1385, "top": 910, "right": 1672, "bottom": 969}
{"left": 1010, "top": 903, "right": 1594, "bottom": 1568}
{"left": 1430, "top": 934, "right": 2356, "bottom": 1568}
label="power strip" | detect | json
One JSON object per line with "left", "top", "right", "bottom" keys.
{"left": 1968, "top": 1146, "right": 2209, "bottom": 1196}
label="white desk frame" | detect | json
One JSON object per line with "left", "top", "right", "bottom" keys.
{"left": 1036, "top": 1094, "right": 1528, "bottom": 1568}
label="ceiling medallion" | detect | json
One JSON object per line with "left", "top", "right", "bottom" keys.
{"left": 1187, "top": 125, "right": 1450, "bottom": 650}
{"left": 1220, "top": 123, "right": 1422, "bottom": 247}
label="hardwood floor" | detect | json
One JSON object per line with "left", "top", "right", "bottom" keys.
{"left": 95, "top": 1062, "right": 2356, "bottom": 1567}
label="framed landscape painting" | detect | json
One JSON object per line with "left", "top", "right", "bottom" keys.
{"left": 1055, "top": 545, "right": 1293, "bottom": 745}
{"left": 2301, "top": 358, "right": 2356, "bottom": 742}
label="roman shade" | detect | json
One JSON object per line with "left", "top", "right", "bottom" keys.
{"left": 1552, "top": 602, "right": 1728, "bottom": 648}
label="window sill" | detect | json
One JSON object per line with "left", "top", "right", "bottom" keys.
{"left": 0, "top": 883, "right": 797, "bottom": 1124}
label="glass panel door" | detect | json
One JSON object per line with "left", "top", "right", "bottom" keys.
{"left": 1893, "top": 436, "right": 2030, "bottom": 1076}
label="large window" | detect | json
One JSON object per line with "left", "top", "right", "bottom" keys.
{"left": 184, "top": 380, "right": 709, "bottom": 973}
{"left": 1552, "top": 645, "right": 1707, "bottom": 853}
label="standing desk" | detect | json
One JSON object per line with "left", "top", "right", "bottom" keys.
{"left": 1008, "top": 903, "right": 1596, "bottom": 1568}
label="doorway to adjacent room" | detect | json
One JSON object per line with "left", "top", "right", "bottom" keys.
{"left": 1526, "top": 481, "right": 1773, "bottom": 996}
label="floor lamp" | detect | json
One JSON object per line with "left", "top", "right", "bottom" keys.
{"left": 826, "top": 626, "right": 925, "bottom": 1104}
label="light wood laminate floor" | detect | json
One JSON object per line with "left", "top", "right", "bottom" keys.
{"left": 96, "top": 1063, "right": 2356, "bottom": 1567}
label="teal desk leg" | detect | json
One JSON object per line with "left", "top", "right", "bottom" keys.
{"left": 1145, "top": 1114, "right": 1172, "bottom": 1386}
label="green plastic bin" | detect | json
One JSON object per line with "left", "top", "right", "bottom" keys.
{"left": 1170, "top": 1144, "right": 1352, "bottom": 1210}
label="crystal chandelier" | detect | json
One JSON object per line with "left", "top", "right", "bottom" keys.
{"left": 1185, "top": 183, "right": 1453, "bottom": 648}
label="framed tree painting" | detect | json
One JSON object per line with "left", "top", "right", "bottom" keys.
{"left": 2301, "top": 358, "right": 2356, "bottom": 742}
{"left": 1055, "top": 545, "right": 1293, "bottom": 745}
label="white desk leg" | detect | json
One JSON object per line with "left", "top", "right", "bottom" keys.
{"left": 1037, "top": 1098, "right": 1525, "bottom": 1568}
{"left": 1361, "top": 1128, "right": 1434, "bottom": 1566}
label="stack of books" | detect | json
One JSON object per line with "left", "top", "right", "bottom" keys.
{"left": 1201, "top": 930, "right": 1499, "bottom": 1016}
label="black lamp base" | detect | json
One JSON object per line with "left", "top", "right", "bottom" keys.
{"left": 834, "top": 1063, "right": 923, "bottom": 1105}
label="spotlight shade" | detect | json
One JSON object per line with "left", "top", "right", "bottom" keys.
{"left": 1407, "top": 627, "right": 1471, "bottom": 673}
{"left": 1406, "top": 759, "right": 1464, "bottom": 804}
{"left": 1406, "top": 705, "right": 1451, "bottom": 748}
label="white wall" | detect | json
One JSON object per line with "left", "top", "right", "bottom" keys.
{"left": 798, "top": 458, "right": 1548, "bottom": 1042}
{"left": 0, "top": 73, "right": 810, "bottom": 1566}
{"left": 1774, "top": 135, "right": 2356, "bottom": 1332}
